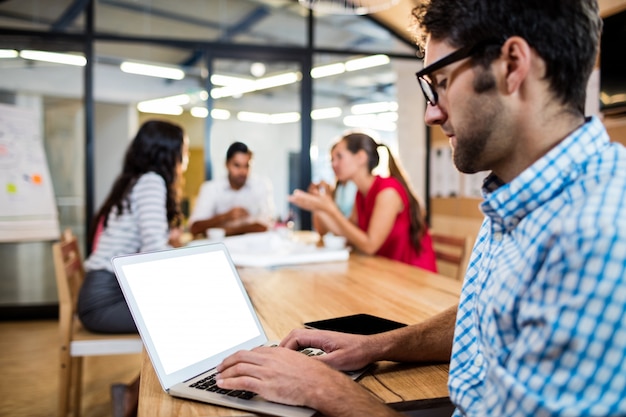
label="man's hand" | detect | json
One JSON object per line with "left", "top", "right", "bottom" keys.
{"left": 216, "top": 345, "right": 402, "bottom": 417}
{"left": 280, "top": 328, "right": 375, "bottom": 372}
{"left": 216, "top": 346, "right": 352, "bottom": 408}
{"left": 224, "top": 207, "right": 250, "bottom": 222}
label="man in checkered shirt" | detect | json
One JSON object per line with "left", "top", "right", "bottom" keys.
{"left": 216, "top": 1, "right": 626, "bottom": 415}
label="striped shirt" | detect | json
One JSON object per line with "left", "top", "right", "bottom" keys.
{"left": 84, "top": 172, "right": 171, "bottom": 272}
{"left": 449, "top": 117, "right": 626, "bottom": 416}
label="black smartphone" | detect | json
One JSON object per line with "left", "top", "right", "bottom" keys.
{"left": 304, "top": 313, "right": 407, "bottom": 335}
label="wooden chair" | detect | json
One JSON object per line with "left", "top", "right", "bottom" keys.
{"left": 53, "top": 228, "right": 143, "bottom": 417}
{"left": 431, "top": 232, "right": 472, "bottom": 281}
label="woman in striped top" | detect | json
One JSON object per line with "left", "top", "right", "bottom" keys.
{"left": 78, "top": 120, "right": 189, "bottom": 334}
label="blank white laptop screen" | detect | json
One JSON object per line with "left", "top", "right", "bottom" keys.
{"left": 114, "top": 244, "right": 355, "bottom": 417}
{"left": 118, "top": 248, "right": 262, "bottom": 375}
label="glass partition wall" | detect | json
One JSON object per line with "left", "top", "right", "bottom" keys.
{"left": 0, "top": 0, "right": 420, "bottom": 313}
{"left": 0, "top": 34, "right": 86, "bottom": 310}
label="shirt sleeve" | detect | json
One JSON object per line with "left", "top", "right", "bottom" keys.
{"left": 132, "top": 173, "right": 171, "bottom": 252}
{"left": 188, "top": 181, "right": 216, "bottom": 225}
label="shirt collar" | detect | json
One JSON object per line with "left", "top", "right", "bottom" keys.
{"left": 480, "top": 116, "right": 609, "bottom": 231}
{"left": 220, "top": 176, "right": 250, "bottom": 192}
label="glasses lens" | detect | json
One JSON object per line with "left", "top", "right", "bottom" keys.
{"left": 418, "top": 77, "right": 437, "bottom": 106}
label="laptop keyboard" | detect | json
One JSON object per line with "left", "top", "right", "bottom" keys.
{"left": 190, "top": 371, "right": 257, "bottom": 399}
{"left": 189, "top": 347, "right": 326, "bottom": 400}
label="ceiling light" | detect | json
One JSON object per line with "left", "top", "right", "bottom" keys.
{"left": 20, "top": 50, "right": 86, "bottom": 66}
{"left": 190, "top": 107, "right": 209, "bottom": 118}
{"left": 298, "top": 0, "right": 400, "bottom": 15}
{"left": 343, "top": 114, "right": 396, "bottom": 132}
{"left": 237, "top": 111, "right": 271, "bottom": 124}
{"left": 351, "top": 101, "right": 397, "bottom": 114}
{"left": 158, "top": 94, "right": 190, "bottom": 106}
{"left": 254, "top": 72, "right": 301, "bottom": 90}
{"left": 311, "top": 63, "right": 345, "bottom": 79}
{"left": 212, "top": 72, "right": 301, "bottom": 99}
{"left": 236, "top": 111, "right": 302, "bottom": 124}
{"left": 270, "top": 112, "right": 301, "bottom": 124}
{"left": 377, "top": 111, "right": 398, "bottom": 122}
{"left": 191, "top": 107, "right": 232, "bottom": 120}
{"left": 137, "top": 94, "right": 189, "bottom": 115}
{"left": 120, "top": 61, "right": 185, "bottom": 80}
{"left": 345, "top": 54, "right": 390, "bottom": 71}
{"left": 212, "top": 85, "right": 252, "bottom": 99}
{"left": 136, "top": 102, "right": 183, "bottom": 115}
{"left": 211, "top": 109, "right": 231, "bottom": 120}
{"left": 211, "top": 74, "right": 254, "bottom": 87}
{"left": 250, "top": 62, "right": 266, "bottom": 77}
{"left": 0, "top": 49, "right": 18, "bottom": 58}
{"left": 311, "top": 107, "right": 342, "bottom": 120}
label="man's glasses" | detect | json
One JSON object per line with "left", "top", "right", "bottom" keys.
{"left": 415, "top": 38, "right": 503, "bottom": 106}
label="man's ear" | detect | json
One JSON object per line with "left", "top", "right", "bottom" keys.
{"left": 499, "top": 36, "right": 532, "bottom": 95}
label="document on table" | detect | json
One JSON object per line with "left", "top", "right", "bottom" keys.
{"left": 189, "top": 231, "right": 349, "bottom": 268}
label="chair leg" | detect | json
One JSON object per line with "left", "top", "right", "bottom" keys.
{"left": 59, "top": 349, "right": 71, "bottom": 417}
{"left": 71, "top": 356, "right": 83, "bottom": 417}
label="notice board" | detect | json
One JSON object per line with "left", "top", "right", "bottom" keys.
{"left": 0, "top": 103, "right": 60, "bottom": 242}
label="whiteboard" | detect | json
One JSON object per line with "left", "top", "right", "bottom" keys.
{"left": 0, "top": 103, "right": 60, "bottom": 242}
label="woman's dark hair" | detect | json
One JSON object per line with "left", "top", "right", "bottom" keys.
{"left": 341, "top": 132, "right": 428, "bottom": 254}
{"left": 89, "top": 120, "right": 185, "bottom": 244}
{"left": 412, "top": 0, "right": 602, "bottom": 115}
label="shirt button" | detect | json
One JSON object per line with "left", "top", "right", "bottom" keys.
{"left": 474, "top": 353, "right": 484, "bottom": 367}
{"left": 493, "top": 232, "right": 503, "bottom": 241}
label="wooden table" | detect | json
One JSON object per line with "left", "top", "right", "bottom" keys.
{"left": 138, "top": 253, "right": 462, "bottom": 417}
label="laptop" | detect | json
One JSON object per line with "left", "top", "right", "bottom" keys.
{"left": 112, "top": 243, "right": 353, "bottom": 417}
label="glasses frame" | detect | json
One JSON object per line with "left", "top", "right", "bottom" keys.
{"left": 415, "top": 38, "right": 503, "bottom": 106}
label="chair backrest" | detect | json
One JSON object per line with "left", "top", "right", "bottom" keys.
{"left": 431, "top": 232, "right": 471, "bottom": 281}
{"left": 53, "top": 229, "right": 86, "bottom": 328}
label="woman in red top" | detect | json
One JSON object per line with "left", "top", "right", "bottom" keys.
{"left": 289, "top": 131, "right": 437, "bottom": 271}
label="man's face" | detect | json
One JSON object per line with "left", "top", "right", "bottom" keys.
{"left": 226, "top": 152, "right": 251, "bottom": 190}
{"left": 422, "top": 37, "right": 510, "bottom": 175}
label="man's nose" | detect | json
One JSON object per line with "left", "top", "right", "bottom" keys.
{"left": 424, "top": 102, "right": 446, "bottom": 126}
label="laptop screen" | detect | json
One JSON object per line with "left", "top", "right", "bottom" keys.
{"left": 113, "top": 244, "right": 266, "bottom": 386}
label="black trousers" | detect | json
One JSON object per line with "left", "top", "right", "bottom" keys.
{"left": 77, "top": 268, "right": 138, "bottom": 334}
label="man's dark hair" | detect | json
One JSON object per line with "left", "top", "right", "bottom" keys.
{"left": 412, "top": 0, "right": 602, "bottom": 115}
{"left": 226, "top": 141, "right": 252, "bottom": 162}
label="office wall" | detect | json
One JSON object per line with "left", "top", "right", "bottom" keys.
{"left": 395, "top": 59, "right": 428, "bottom": 203}
{"left": 94, "top": 103, "right": 137, "bottom": 210}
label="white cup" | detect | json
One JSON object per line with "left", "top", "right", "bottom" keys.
{"left": 323, "top": 233, "right": 347, "bottom": 250}
{"left": 207, "top": 228, "right": 226, "bottom": 241}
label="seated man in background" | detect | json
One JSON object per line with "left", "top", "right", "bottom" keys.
{"left": 189, "top": 141, "right": 274, "bottom": 237}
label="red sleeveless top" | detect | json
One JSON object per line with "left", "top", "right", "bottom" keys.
{"left": 355, "top": 176, "right": 437, "bottom": 272}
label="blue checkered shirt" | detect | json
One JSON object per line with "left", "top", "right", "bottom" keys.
{"left": 448, "top": 117, "right": 626, "bottom": 416}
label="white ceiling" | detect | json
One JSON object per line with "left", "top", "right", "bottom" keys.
{"left": 0, "top": 0, "right": 417, "bottom": 115}
{"left": 2, "top": 0, "right": 622, "bottom": 114}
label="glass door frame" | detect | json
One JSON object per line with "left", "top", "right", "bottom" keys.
{"left": 203, "top": 44, "right": 313, "bottom": 229}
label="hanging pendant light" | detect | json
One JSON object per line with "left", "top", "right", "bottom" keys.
{"left": 298, "top": 0, "right": 400, "bottom": 15}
